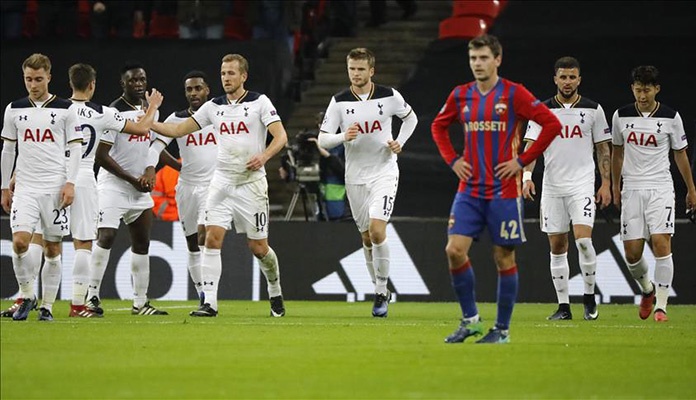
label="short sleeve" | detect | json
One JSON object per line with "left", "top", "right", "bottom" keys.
{"left": 524, "top": 120, "right": 541, "bottom": 141}
{"left": 320, "top": 97, "right": 340, "bottom": 134}
{"left": 591, "top": 104, "right": 611, "bottom": 144}
{"left": 65, "top": 104, "right": 83, "bottom": 143}
{"left": 391, "top": 88, "right": 412, "bottom": 119}
{"left": 192, "top": 100, "right": 213, "bottom": 129}
{"left": 670, "top": 112, "right": 688, "bottom": 151}
{"left": 1, "top": 104, "right": 17, "bottom": 141}
{"left": 260, "top": 95, "right": 282, "bottom": 126}
{"left": 103, "top": 107, "right": 128, "bottom": 133}
{"left": 611, "top": 110, "right": 623, "bottom": 146}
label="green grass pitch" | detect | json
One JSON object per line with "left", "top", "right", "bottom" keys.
{"left": 1, "top": 300, "right": 695, "bottom": 399}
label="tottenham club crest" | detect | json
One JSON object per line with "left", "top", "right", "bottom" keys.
{"left": 494, "top": 100, "right": 507, "bottom": 115}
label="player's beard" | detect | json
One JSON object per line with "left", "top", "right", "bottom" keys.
{"left": 558, "top": 88, "right": 577, "bottom": 100}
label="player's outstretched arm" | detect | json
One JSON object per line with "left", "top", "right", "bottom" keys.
{"left": 673, "top": 148, "right": 696, "bottom": 212}
{"left": 152, "top": 117, "right": 199, "bottom": 139}
{"left": 124, "top": 89, "right": 163, "bottom": 136}
{"left": 247, "top": 121, "right": 288, "bottom": 171}
{"left": 611, "top": 145, "right": 624, "bottom": 209}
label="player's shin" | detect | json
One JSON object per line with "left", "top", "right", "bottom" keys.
{"left": 575, "top": 238, "right": 597, "bottom": 295}
{"left": 550, "top": 252, "right": 570, "bottom": 304}
{"left": 187, "top": 250, "right": 203, "bottom": 294}
{"left": 27, "top": 242, "right": 43, "bottom": 292}
{"left": 12, "top": 250, "right": 35, "bottom": 299}
{"left": 654, "top": 254, "right": 674, "bottom": 311}
{"left": 201, "top": 248, "right": 222, "bottom": 310}
{"left": 363, "top": 244, "right": 376, "bottom": 285}
{"left": 72, "top": 249, "right": 91, "bottom": 305}
{"left": 627, "top": 257, "right": 654, "bottom": 294}
{"left": 87, "top": 245, "right": 111, "bottom": 299}
{"left": 40, "top": 255, "right": 62, "bottom": 312}
{"left": 450, "top": 260, "right": 478, "bottom": 321}
{"left": 258, "top": 247, "right": 282, "bottom": 297}
{"left": 131, "top": 252, "right": 150, "bottom": 309}
{"left": 496, "top": 266, "right": 519, "bottom": 330}
{"left": 372, "top": 240, "right": 390, "bottom": 295}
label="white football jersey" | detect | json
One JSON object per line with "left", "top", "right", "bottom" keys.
{"left": 159, "top": 109, "right": 218, "bottom": 186}
{"left": 320, "top": 84, "right": 413, "bottom": 184}
{"left": 525, "top": 96, "right": 611, "bottom": 196}
{"left": 97, "top": 97, "right": 159, "bottom": 191}
{"left": 612, "top": 102, "right": 687, "bottom": 190}
{"left": 70, "top": 100, "right": 128, "bottom": 187}
{"left": 1, "top": 95, "right": 82, "bottom": 193}
{"left": 192, "top": 91, "right": 280, "bottom": 185}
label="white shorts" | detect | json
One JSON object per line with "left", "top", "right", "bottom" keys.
{"left": 70, "top": 185, "right": 98, "bottom": 241}
{"left": 97, "top": 187, "right": 154, "bottom": 229}
{"left": 175, "top": 182, "right": 209, "bottom": 237}
{"left": 346, "top": 173, "right": 399, "bottom": 232}
{"left": 620, "top": 189, "right": 675, "bottom": 241}
{"left": 10, "top": 190, "right": 70, "bottom": 242}
{"left": 204, "top": 177, "right": 269, "bottom": 240}
{"left": 539, "top": 193, "right": 595, "bottom": 234}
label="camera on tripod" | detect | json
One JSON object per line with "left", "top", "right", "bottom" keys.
{"left": 283, "top": 130, "right": 321, "bottom": 183}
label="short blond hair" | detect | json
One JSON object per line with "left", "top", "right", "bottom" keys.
{"left": 346, "top": 48, "right": 375, "bottom": 68}
{"left": 221, "top": 54, "right": 249, "bottom": 74}
{"left": 22, "top": 53, "right": 51, "bottom": 73}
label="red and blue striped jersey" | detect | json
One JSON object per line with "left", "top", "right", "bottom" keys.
{"left": 432, "top": 78, "right": 560, "bottom": 199}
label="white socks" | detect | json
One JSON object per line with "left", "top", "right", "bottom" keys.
{"left": 131, "top": 252, "right": 150, "bottom": 309}
{"left": 40, "top": 255, "right": 62, "bottom": 312}
{"left": 550, "top": 252, "right": 570, "bottom": 304}
{"left": 188, "top": 249, "right": 203, "bottom": 294}
{"left": 88, "top": 244, "right": 111, "bottom": 300}
{"left": 627, "top": 257, "right": 654, "bottom": 294}
{"left": 27, "top": 242, "right": 43, "bottom": 291}
{"left": 12, "top": 250, "right": 35, "bottom": 299}
{"left": 575, "top": 237, "right": 597, "bottom": 295}
{"left": 363, "top": 244, "right": 376, "bottom": 285}
{"left": 201, "top": 248, "right": 222, "bottom": 310}
{"left": 654, "top": 254, "right": 674, "bottom": 311}
{"left": 372, "top": 240, "right": 390, "bottom": 295}
{"left": 259, "top": 247, "right": 282, "bottom": 298}
{"left": 72, "top": 249, "right": 91, "bottom": 305}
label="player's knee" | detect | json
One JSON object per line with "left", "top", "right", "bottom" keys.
{"left": 493, "top": 247, "right": 515, "bottom": 269}
{"left": 574, "top": 237, "right": 594, "bottom": 258}
{"left": 369, "top": 230, "right": 386, "bottom": 245}
{"left": 43, "top": 241, "right": 62, "bottom": 258}
{"left": 96, "top": 229, "right": 117, "bottom": 249}
{"left": 185, "top": 234, "right": 200, "bottom": 252}
{"left": 360, "top": 231, "right": 371, "bottom": 247}
{"left": 624, "top": 252, "right": 642, "bottom": 265}
{"left": 651, "top": 237, "right": 671, "bottom": 257}
{"left": 131, "top": 242, "right": 149, "bottom": 254}
{"left": 445, "top": 242, "right": 466, "bottom": 261}
{"left": 12, "top": 236, "right": 30, "bottom": 254}
{"left": 248, "top": 240, "right": 268, "bottom": 258}
{"left": 549, "top": 235, "right": 569, "bottom": 254}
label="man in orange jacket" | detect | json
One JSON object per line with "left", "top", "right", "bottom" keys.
{"left": 151, "top": 162, "right": 181, "bottom": 221}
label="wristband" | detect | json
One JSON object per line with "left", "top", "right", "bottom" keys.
{"left": 522, "top": 171, "right": 533, "bottom": 182}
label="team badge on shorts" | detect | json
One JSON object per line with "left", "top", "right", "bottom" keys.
{"left": 448, "top": 214, "right": 455, "bottom": 229}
